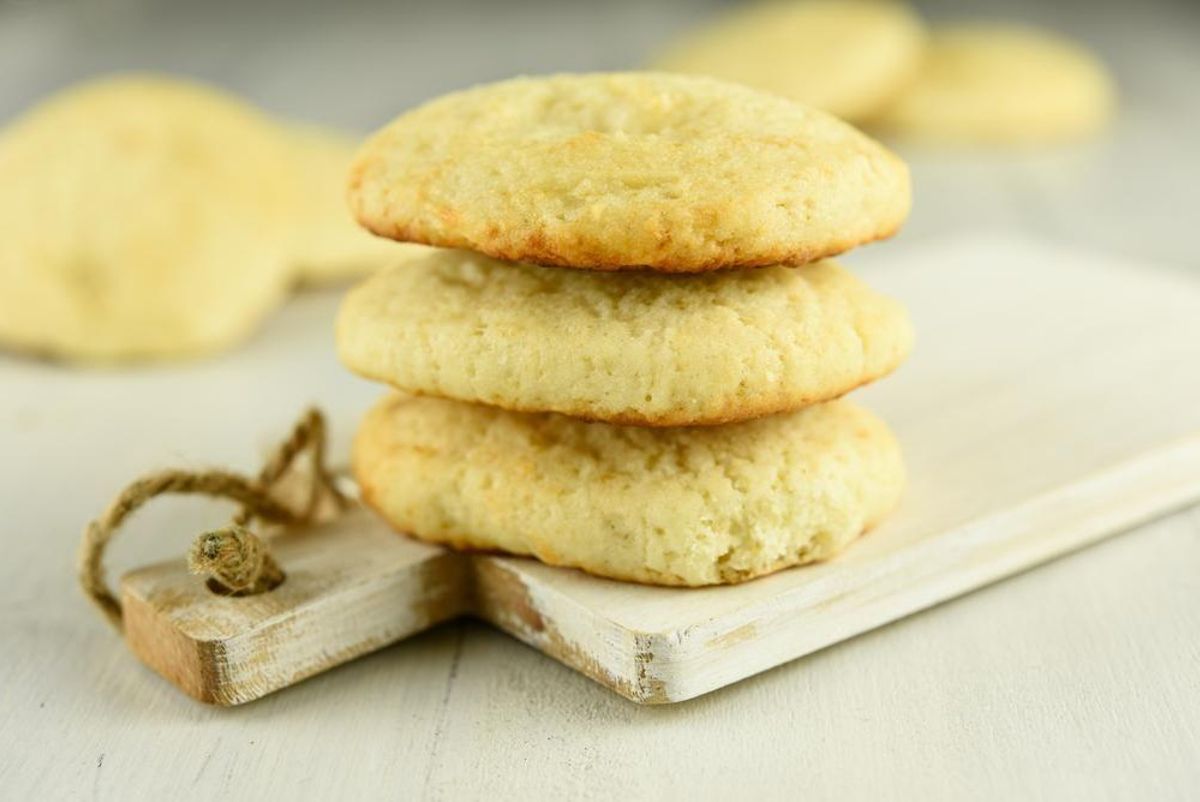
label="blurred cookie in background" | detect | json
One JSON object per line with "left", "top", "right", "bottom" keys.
{"left": 873, "top": 25, "right": 1116, "bottom": 145}
{"left": 284, "top": 125, "right": 430, "bottom": 286}
{"left": 0, "top": 75, "right": 296, "bottom": 362}
{"left": 650, "top": 0, "right": 925, "bottom": 124}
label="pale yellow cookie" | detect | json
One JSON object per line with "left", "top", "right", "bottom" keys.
{"left": 0, "top": 75, "right": 295, "bottom": 361}
{"left": 336, "top": 248, "right": 912, "bottom": 426}
{"left": 354, "top": 394, "right": 905, "bottom": 586}
{"left": 284, "top": 125, "right": 431, "bottom": 285}
{"left": 652, "top": 0, "right": 926, "bottom": 123}
{"left": 348, "top": 72, "right": 911, "bottom": 272}
{"left": 874, "top": 24, "right": 1116, "bottom": 144}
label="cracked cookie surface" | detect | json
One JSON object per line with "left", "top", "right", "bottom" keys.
{"left": 347, "top": 72, "right": 910, "bottom": 272}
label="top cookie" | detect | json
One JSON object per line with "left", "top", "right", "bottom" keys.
{"left": 652, "top": 0, "right": 926, "bottom": 123}
{"left": 348, "top": 73, "right": 911, "bottom": 272}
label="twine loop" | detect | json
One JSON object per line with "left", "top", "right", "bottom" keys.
{"left": 77, "top": 408, "right": 349, "bottom": 631}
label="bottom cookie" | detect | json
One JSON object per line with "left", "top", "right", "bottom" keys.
{"left": 353, "top": 394, "right": 905, "bottom": 586}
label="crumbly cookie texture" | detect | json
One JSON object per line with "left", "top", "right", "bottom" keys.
{"left": 873, "top": 25, "right": 1116, "bottom": 144}
{"left": 652, "top": 0, "right": 926, "bottom": 123}
{"left": 0, "top": 75, "right": 295, "bottom": 361}
{"left": 354, "top": 394, "right": 905, "bottom": 586}
{"left": 336, "top": 249, "right": 913, "bottom": 426}
{"left": 348, "top": 72, "right": 911, "bottom": 272}
{"left": 284, "top": 125, "right": 431, "bottom": 285}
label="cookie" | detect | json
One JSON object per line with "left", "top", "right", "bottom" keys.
{"left": 336, "top": 249, "right": 912, "bottom": 426}
{"left": 354, "top": 394, "right": 905, "bottom": 586}
{"left": 0, "top": 75, "right": 294, "bottom": 361}
{"left": 284, "top": 125, "right": 431, "bottom": 285}
{"left": 348, "top": 72, "right": 911, "bottom": 272}
{"left": 873, "top": 25, "right": 1115, "bottom": 144}
{"left": 652, "top": 0, "right": 925, "bottom": 123}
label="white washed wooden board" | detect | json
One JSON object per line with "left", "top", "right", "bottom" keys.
{"left": 470, "top": 234, "right": 1200, "bottom": 702}
{"left": 120, "top": 235, "right": 1200, "bottom": 705}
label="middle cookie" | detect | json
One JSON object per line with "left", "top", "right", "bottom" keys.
{"left": 337, "top": 248, "right": 912, "bottom": 426}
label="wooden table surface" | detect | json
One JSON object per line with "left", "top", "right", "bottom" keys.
{"left": 2, "top": 0, "right": 1198, "bottom": 799}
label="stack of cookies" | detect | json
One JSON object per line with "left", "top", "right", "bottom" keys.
{"left": 337, "top": 73, "right": 913, "bottom": 586}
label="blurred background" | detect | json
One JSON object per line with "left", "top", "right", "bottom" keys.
{"left": 1, "top": 0, "right": 1198, "bottom": 266}
{"left": 2, "top": 7, "right": 1199, "bottom": 794}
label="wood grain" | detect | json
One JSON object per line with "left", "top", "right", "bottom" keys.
{"left": 120, "top": 509, "right": 467, "bottom": 704}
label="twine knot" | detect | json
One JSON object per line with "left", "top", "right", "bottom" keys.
{"left": 188, "top": 526, "right": 285, "bottom": 595}
{"left": 78, "top": 408, "right": 348, "bottom": 630}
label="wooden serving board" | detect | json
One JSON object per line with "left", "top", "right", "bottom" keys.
{"left": 121, "top": 234, "right": 1200, "bottom": 705}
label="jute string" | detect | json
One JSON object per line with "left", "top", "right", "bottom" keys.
{"left": 78, "top": 408, "right": 349, "bottom": 631}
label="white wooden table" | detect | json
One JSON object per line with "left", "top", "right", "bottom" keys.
{"left": 1, "top": 0, "right": 1198, "bottom": 799}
